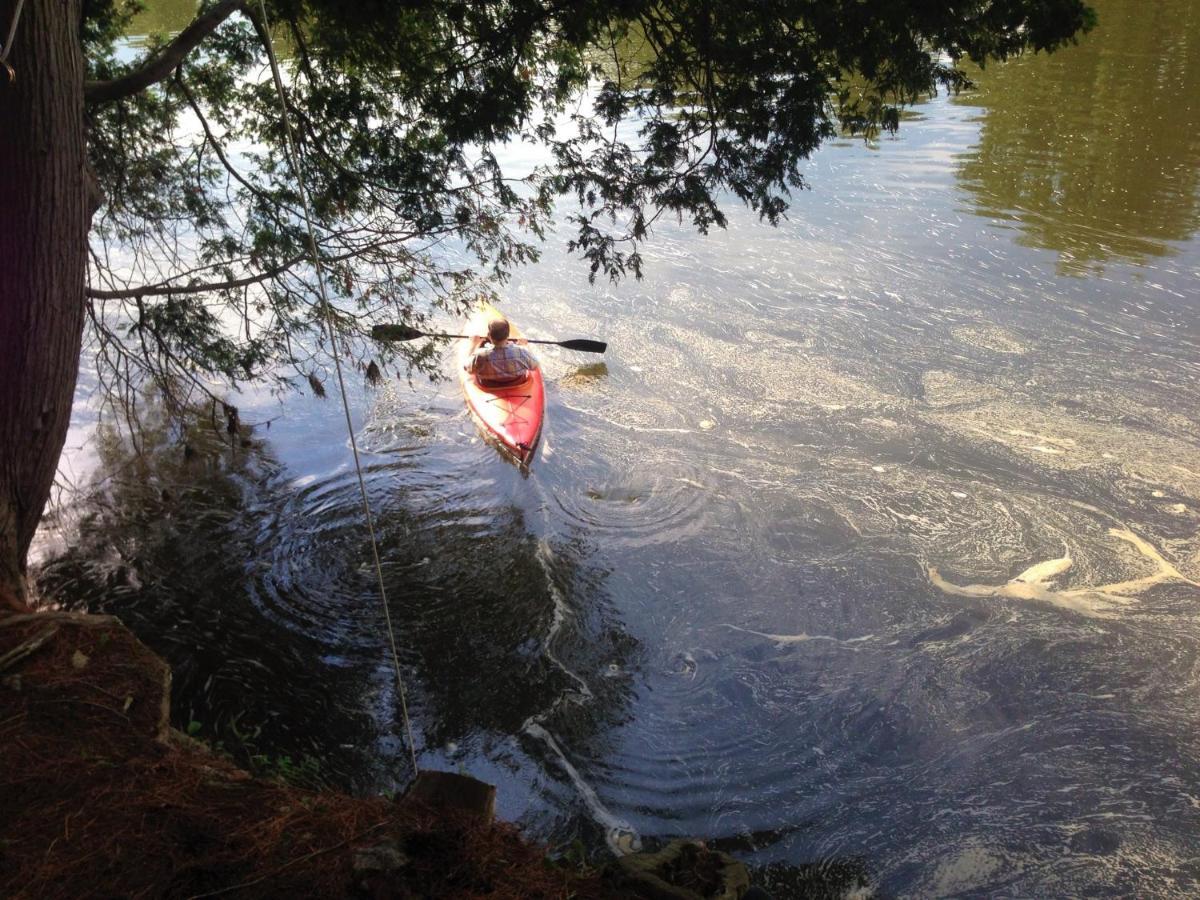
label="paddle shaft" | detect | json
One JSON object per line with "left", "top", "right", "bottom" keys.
{"left": 429, "top": 333, "right": 563, "bottom": 345}
{"left": 371, "top": 324, "right": 605, "bottom": 354}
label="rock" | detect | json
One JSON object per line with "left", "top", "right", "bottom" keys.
{"left": 354, "top": 841, "right": 410, "bottom": 872}
{"left": 607, "top": 839, "right": 751, "bottom": 900}
{"left": 353, "top": 839, "right": 411, "bottom": 899}
{"left": 1068, "top": 828, "right": 1121, "bottom": 855}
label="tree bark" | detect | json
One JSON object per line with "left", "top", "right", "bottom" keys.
{"left": 0, "top": 0, "right": 92, "bottom": 607}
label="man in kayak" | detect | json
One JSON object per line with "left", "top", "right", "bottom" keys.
{"left": 466, "top": 317, "right": 539, "bottom": 386}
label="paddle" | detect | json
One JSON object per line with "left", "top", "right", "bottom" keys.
{"left": 371, "top": 323, "right": 606, "bottom": 354}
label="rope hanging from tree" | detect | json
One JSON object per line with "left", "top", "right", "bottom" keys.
{"left": 255, "top": 0, "right": 420, "bottom": 777}
{"left": 1, "top": 0, "right": 27, "bottom": 82}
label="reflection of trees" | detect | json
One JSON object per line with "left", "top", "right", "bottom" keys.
{"left": 36, "top": 402, "right": 384, "bottom": 786}
{"left": 126, "top": 0, "right": 203, "bottom": 44}
{"left": 37, "top": 395, "right": 636, "bottom": 793}
{"left": 955, "top": 0, "right": 1200, "bottom": 273}
{"left": 391, "top": 514, "right": 638, "bottom": 753}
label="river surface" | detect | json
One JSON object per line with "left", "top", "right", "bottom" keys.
{"left": 38, "top": 1, "right": 1200, "bottom": 895}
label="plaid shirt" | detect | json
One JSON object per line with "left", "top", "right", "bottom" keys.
{"left": 470, "top": 343, "right": 536, "bottom": 383}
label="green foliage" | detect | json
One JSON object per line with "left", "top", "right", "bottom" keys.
{"left": 554, "top": 838, "right": 591, "bottom": 871}
{"left": 185, "top": 708, "right": 326, "bottom": 788}
{"left": 248, "top": 751, "right": 325, "bottom": 789}
{"left": 225, "top": 708, "right": 327, "bottom": 789}
{"left": 79, "top": 0, "right": 1094, "bottom": 406}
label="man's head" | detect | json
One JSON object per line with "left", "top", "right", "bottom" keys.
{"left": 487, "top": 317, "right": 511, "bottom": 344}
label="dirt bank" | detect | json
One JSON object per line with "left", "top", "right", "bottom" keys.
{"left": 0, "top": 611, "right": 615, "bottom": 899}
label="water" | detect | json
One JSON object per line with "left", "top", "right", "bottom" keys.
{"left": 39, "top": 0, "right": 1200, "bottom": 894}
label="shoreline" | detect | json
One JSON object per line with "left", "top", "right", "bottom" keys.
{"left": 0, "top": 608, "right": 758, "bottom": 899}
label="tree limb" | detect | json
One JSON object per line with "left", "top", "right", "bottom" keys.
{"left": 85, "top": 230, "right": 428, "bottom": 300}
{"left": 176, "top": 68, "right": 302, "bottom": 224}
{"left": 86, "top": 254, "right": 306, "bottom": 299}
{"left": 84, "top": 0, "right": 247, "bottom": 105}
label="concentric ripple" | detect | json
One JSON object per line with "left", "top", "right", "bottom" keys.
{"left": 547, "top": 456, "right": 714, "bottom": 549}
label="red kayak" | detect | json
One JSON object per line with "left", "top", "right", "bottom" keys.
{"left": 457, "top": 303, "right": 545, "bottom": 466}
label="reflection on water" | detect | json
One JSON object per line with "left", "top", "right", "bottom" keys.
{"left": 37, "top": 407, "right": 388, "bottom": 783}
{"left": 955, "top": 0, "right": 1200, "bottom": 273}
{"left": 39, "top": 398, "right": 640, "bottom": 837}
{"left": 42, "top": 0, "right": 1200, "bottom": 893}
{"left": 126, "top": 0, "right": 199, "bottom": 44}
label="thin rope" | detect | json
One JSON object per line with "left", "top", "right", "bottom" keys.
{"left": 256, "top": 0, "right": 418, "bottom": 776}
{"left": 1, "top": 0, "right": 27, "bottom": 80}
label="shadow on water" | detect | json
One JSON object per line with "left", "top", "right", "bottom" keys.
{"left": 37, "top": 397, "right": 639, "bottom": 802}
{"left": 36, "top": 406, "right": 378, "bottom": 783}
{"left": 954, "top": 0, "right": 1200, "bottom": 273}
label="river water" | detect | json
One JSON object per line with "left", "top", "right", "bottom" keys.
{"left": 39, "top": 0, "right": 1200, "bottom": 894}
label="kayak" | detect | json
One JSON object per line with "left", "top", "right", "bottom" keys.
{"left": 457, "top": 302, "right": 545, "bottom": 466}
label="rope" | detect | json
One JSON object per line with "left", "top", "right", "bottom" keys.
{"left": 1, "top": 0, "right": 27, "bottom": 82}
{"left": 256, "top": 0, "right": 419, "bottom": 776}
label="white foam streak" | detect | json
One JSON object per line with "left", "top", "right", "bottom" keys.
{"left": 929, "top": 528, "right": 1199, "bottom": 618}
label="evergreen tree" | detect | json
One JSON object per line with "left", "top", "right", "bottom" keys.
{"left": 0, "top": 0, "right": 1094, "bottom": 604}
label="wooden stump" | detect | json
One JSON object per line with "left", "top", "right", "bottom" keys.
{"left": 399, "top": 770, "right": 496, "bottom": 823}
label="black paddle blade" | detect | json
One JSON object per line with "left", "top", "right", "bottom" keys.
{"left": 371, "top": 323, "right": 425, "bottom": 341}
{"left": 556, "top": 338, "right": 607, "bottom": 354}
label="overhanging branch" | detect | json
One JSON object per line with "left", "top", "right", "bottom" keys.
{"left": 84, "top": 0, "right": 247, "bottom": 105}
{"left": 85, "top": 231, "right": 430, "bottom": 300}
{"left": 86, "top": 254, "right": 304, "bottom": 299}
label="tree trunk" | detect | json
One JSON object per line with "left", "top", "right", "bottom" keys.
{"left": 0, "top": 0, "right": 92, "bottom": 609}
